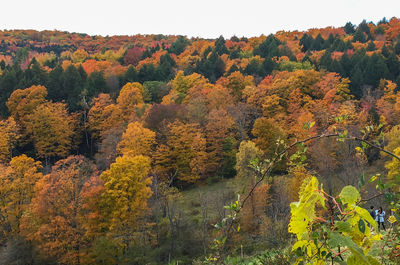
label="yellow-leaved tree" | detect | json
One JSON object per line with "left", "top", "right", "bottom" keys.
{"left": 252, "top": 117, "right": 287, "bottom": 171}
{"left": 25, "top": 102, "right": 77, "bottom": 160}
{"left": 6, "top": 85, "right": 48, "bottom": 126}
{"left": 100, "top": 155, "right": 153, "bottom": 242}
{"left": 6, "top": 85, "right": 48, "bottom": 145}
{"left": 0, "top": 117, "right": 20, "bottom": 162}
{"left": 162, "top": 70, "right": 207, "bottom": 104}
{"left": 116, "top": 82, "right": 144, "bottom": 118}
{"left": 87, "top": 93, "right": 114, "bottom": 139}
{"left": 117, "top": 121, "right": 156, "bottom": 157}
{"left": 0, "top": 155, "right": 42, "bottom": 236}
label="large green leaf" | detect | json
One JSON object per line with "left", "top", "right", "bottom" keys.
{"left": 328, "top": 232, "right": 361, "bottom": 253}
{"left": 335, "top": 221, "right": 351, "bottom": 233}
{"left": 358, "top": 219, "right": 366, "bottom": 233}
{"left": 339, "top": 186, "right": 360, "bottom": 205}
{"left": 346, "top": 251, "right": 380, "bottom": 265}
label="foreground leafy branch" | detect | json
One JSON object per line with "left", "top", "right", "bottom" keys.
{"left": 209, "top": 126, "right": 400, "bottom": 264}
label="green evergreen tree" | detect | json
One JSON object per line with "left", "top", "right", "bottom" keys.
{"left": 386, "top": 52, "right": 400, "bottom": 80}
{"left": 302, "top": 52, "right": 312, "bottom": 63}
{"left": 358, "top": 20, "right": 371, "bottom": 35}
{"left": 0, "top": 67, "right": 19, "bottom": 116}
{"left": 374, "top": 26, "right": 385, "bottom": 35}
{"left": 332, "top": 38, "right": 346, "bottom": 51}
{"left": 214, "top": 35, "right": 229, "bottom": 56}
{"left": 138, "top": 64, "right": 161, "bottom": 83}
{"left": 300, "top": 34, "right": 313, "bottom": 52}
{"left": 243, "top": 59, "right": 262, "bottom": 77}
{"left": 77, "top": 65, "right": 88, "bottom": 81}
{"left": 381, "top": 45, "right": 390, "bottom": 58}
{"left": 366, "top": 41, "right": 376, "bottom": 51}
{"left": 350, "top": 64, "right": 363, "bottom": 98}
{"left": 254, "top": 34, "right": 281, "bottom": 58}
{"left": 330, "top": 59, "right": 344, "bottom": 76}
{"left": 227, "top": 64, "right": 240, "bottom": 75}
{"left": 378, "top": 17, "right": 388, "bottom": 25}
{"left": 46, "top": 66, "right": 64, "bottom": 102}
{"left": 395, "top": 42, "right": 400, "bottom": 55}
{"left": 195, "top": 51, "right": 225, "bottom": 82}
{"left": 220, "top": 137, "right": 237, "bottom": 178}
{"left": 311, "top": 34, "right": 324, "bottom": 51}
{"left": 353, "top": 29, "right": 366, "bottom": 43}
{"left": 124, "top": 65, "right": 138, "bottom": 83}
{"left": 230, "top": 35, "right": 240, "bottom": 42}
{"left": 168, "top": 36, "right": 189, "bottom": 55}
{"left": 143, "top": 81, "right": 169, "bottom": 103}
{"left": 344, "top": 22, "right": 355, "bottom": 34}
{"left": 364, "top": 53, "right": 389, "bottom": 87}
{"left": 85, "top": 71, "right": 109, "bottom": 99}
{"left": 13, "top": 47, "right": 29, "bottom": 65}
{"left": 229, "top": 48, "right": 241, "bottom": 60}
{"left": 345, "top": 40, "right": 354, "bottom": 50}
{"left": 19, "top": 58, "right": 48, "bottom": 89}
{"left": 279, "top": 44, "right": 296, "bottom": 60}
{"left": 319, "top": 51, "right": 332, "bottom": 69}
{"left": 261, "top": 57, "right": 277, "bottom": 76}
{"left": 339, "top": 52, "right": 352, "bottom": 77}
{"left": 62, "top": 64, "right": 85, "bottom": 111}
{"left": 158, "top": 53, "right": 176, "bottom": 81}
{"left": 323, "top": 34, "right": 335, "bottom": 49}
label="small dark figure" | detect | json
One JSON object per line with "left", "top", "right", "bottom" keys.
{"left": 375, "top": 207, "right": 386, "bottom": 231}
{"left": 369, "top": 206, "right": 375, "bottom": 219}
{"left": 369, "top": 206, "right": 376, "bottom": 230}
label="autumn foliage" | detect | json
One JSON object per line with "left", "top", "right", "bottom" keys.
{"left": 0, "top": 17, "right": 400, "bottom": 264}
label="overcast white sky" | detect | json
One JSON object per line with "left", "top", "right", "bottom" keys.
{"left": 1, "top": 1, "right": 399, "bottom": 38}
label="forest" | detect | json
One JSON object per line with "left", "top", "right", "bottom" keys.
{"left": 0, "top": 17, "right": 400, "bottom": 264}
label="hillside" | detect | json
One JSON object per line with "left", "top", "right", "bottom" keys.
{"left": 0, "top": 18, "right": 400, "bottom": 264}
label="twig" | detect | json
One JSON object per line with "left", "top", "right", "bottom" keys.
{"left": 353, "top": 137, "right": 400, "bottom": 161}
{"left": 357, "top": 193, "right": 385, "bottom": 205}
{"left": 330, "top": 247, "right": 349, "bottom": 258}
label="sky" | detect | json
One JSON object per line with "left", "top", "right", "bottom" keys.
{"left": 1, "top": 0, "right": 399, "bottom": 38}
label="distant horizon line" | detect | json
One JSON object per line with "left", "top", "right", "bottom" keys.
{"left": 0, "top": 16, "right": 395, "bottom": 39}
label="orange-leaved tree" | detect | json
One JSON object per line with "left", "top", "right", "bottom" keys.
{"left": 20, "top": 156, "right": 102, "bottom": 265}
{"left": 154, "top": 121, "right": 207, "bottom": 185}
{"left": 87, "top": 93, "right": 114, "bottom": 139}
{"left": 205, "top": 109, "right": 234, "bottom": 176}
